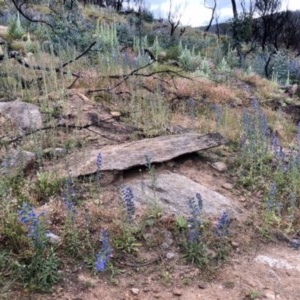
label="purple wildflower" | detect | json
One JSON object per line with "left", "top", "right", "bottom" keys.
{"left": 187, "top": 194, "right": 203, "bottom": 243}
{"left": 212, "top": 104, "right": 222, "bottom": 126}
{"left": 188, "top": 98, "right": 196, "bottom": 119}
{"left": 96, "top": 152, "right": 102, "bottom": 171}
{"left": 18, "top": 202, "right": 47, "bottom": 249}
{"left": 266, "top": 182, "right": 281, "bottom": 213}
{"left": 62, "top": 176, "right": 77, "bottom": 221}
{"left": 95, "top": 152, "right": 102, "bottom": 187}
{"left": 121, "top": 187, "right": 135, "bottom": 224}
{"left": 216, "top": 212, "right": 230, "bottom": 237}
{"left": 95, "top": 230, "right": 111, "bottom": 272}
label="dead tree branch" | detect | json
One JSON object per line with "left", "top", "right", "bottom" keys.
{"left": 11, "top": 0, "right": 54, "bottom": 30}
{"left": 204, "top": 0, "right": 217, "bottom": 32}
{"left": 87, "top": 61, "right": 191, "bottom": 96}
{"left": 0, "top": 115, "right": 118, "bottom": 145}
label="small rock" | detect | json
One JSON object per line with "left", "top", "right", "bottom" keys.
{"left": 254, "top": 255, "right": 294, "bottom": 270}
{"left": 111, "top": 111, "right": 121, "bottom": 120}
{"left": 263, "top": 290, "right": 277, "bottom": 299}
{"left": 231, "top": 241, "right": 239, "bottom": 248}
{"left": 43, "top": 147, "right": 65, "bottom": 158}
{"left": 181, "top": 159, "right": 194, "bottom": 168}
{"left": 166, "top": 161, "right": 176, "bottom": 168}
{"left": 131, "top": 288, "right": 140, "bottom": 295}
{"left": 210, "top": 161, "right": 227, "bottom": 172}
{"left": 222, "top": 183, "right": 233, "bottom": 190}
{"left": 161, "top": 242, "right": 169, "bottom": 249}
{"left": 198, "top": 282, "right": 207, "bottom": 289}
{"left": 172, "top": 288, "right": 182, "bottom": 296}
{"left": 46, "top": 232, "right": 61, "bottom": 244}
{"left": 268, "top": 269, "right": 281, "bottom": 281}
{"left": 166, "top": 252, "right": 175, "bottom": 260}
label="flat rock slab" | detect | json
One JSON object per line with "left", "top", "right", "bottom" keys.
{"left": 254, "top": 246, "right": 300, "bottom": 273}
{"left": 125, "top": 172, "right": 238, "bottom": 217}
{"left": 59, "top": 133, "right": 226, "bottom": 177}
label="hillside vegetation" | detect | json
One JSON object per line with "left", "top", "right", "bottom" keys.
{"left": 0, "top": 1, "right": 300, "bottom": 299}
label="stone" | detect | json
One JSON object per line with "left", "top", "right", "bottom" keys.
{"left": 110, "top": 111, "right": 121, "bottom": 119}
{"left": 268, "top": 269, "right": 281, "bottom": 281}
{"left": 58, "top": 90, "right": 129, "bottom": 135}
{"left": 52, "top": 133, "right": 226, "bottom": 178}
{"left": 131, "top": 288, "right": 140, "bottom": 295}
{"left": 166, "top": 252, "right": 175, "bottom": 260}
{"left": 210, "top": 161, "right": 227, "bottom": 172}
{"left": 231, "top": 241, "right": 239, "bottom": 248}
{"left": 263, "top": 290, "right": 277, "bottom": 299}
{"left": 46, "top": 232, "right": 61, "bottom": 244}
{"left": 0, "top": 100, "right": 43, "bottom": 134}
{"left": 172, "top": 288, "right": 182, "bottom": 296}
{"left": 43, "top": 147, "right": 65, "bottom": 158}
{"left": 222, "top": 183, "right": 233, "bottom": 190}
{"left": 127, "top": 172, "right": 239, "bottom": 217}
{"left": 1, "top": 149, "right": 36, "bottom": 177}
{"left": 254, "top": 255, "right": 297, "bottom": 271}
{"left": 161, "top": 243, "right": 169, "bottom": 249}
{"left": 198, "top": 282, "right": 207, "bottom": 289}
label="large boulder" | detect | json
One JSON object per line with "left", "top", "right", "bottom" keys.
{"left": 0, "top": 100, "right": 43, "bottom": 135}
{"left": 125, "top": 172, "right": 239, "bottom": 218}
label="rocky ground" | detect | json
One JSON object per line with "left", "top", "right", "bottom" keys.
{"left": 1, "top": 81, "right": 300, "bottom": 300}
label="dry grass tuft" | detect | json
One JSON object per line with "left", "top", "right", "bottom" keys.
{"left": 171, "top": 78, "right": 237, "bottom": 104}
{"left": 240, "top": 73, "right": 279, "bottom": 100}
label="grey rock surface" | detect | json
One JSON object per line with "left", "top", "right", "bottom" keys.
{"left": 1, "top": 149, "right": 36, "bottom": 177}
{"left": 126, "top": 172, "right": 238, "bottom": 217}
{"left": 57, "top": 133, "right": 226, "bottom": 177}
{"left": 0, "top": 100, "right": 42, "bottom": 134}
{"left": 254, "top": 255, "right": 296, "bottom": 270}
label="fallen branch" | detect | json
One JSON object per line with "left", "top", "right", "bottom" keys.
{"left": 0, "top": 115, "right": 117, "bottom": 145}
{"left": 87, "top": 61, "right": 191, "bottom": 95}
{"left": 11, "top": 0, "right": 54, "bottom": 29}
{"left": 11, "top": 41, "right": 96, "bottom": 79}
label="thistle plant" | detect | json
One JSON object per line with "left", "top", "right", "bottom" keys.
{"left": 8, "top": 13, "right": 25, "bottom": 39}
{"left": 95, "top": 230, "right": 112, "bottom": 272}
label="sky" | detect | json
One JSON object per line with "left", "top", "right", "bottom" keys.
{"left": 148, "top": 0, "right": 300, "bottom": 27}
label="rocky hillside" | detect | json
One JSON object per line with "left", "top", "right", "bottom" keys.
{"left": 0, "top": 1, "right": 300, "bottom": 299}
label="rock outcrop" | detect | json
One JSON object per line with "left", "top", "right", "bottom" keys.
{"left": 0, "top": 100, "right": 42, "bottom": 135}
{"left": 53, "top": 132, "right": 226, "bottom": 177}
